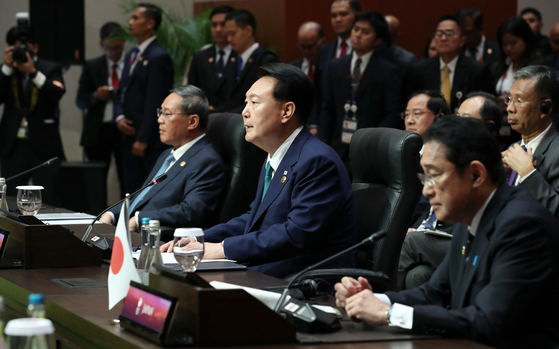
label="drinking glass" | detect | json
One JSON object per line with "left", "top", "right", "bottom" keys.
{"left": 16, "top": 186, "right": 43, "bottom": 216}
{"left": 173, "top": 228, "right": 204, "bottom": 272}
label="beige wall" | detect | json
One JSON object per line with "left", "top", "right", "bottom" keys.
{"left": 0, "top": 0, "right": 193, "bottom": 203}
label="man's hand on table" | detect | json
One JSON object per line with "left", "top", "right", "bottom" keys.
{"left": 335, "top": 276, "right": 389, "bottom": 326}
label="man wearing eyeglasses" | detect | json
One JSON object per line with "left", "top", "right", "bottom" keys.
{"left": 77, "top": 22, "right": 126, "bottom": 196}
{"left": 290, "top": 21, "right": 323, "bottom": 135}
{"left": 100, "top": 86, "right": 224, "bottom": 232}
{"left": 501, "top": 65, "right": 559, "bottom": 218}
{"left": 410, "top": 14, "right": 493, "bottom": 112}
{"left": 336, "top": 116, "right": 559, "bottom": 348}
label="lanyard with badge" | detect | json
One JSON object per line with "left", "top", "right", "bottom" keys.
{"left": 342, "top": 59, "right": 362, "bottom": 144}
{"left": 11, "top": 76, "right": 38, "bottom": 139}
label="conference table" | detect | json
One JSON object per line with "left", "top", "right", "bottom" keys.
{"left": 0, "top": 207, "right": 492, "bottom": 349}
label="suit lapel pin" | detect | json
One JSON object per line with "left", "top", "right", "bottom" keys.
{"left": 283, "top": 170, "right": 288, "bottom": 175}
{"left": 231, "top": 57, "right": 236, "bottom": 62}
{"left": 180, "top": 161, "right": 186, "bottom": 167}
{"left": 487, "top": 48, "right": 492, "bottom": 55}
{"left": 462, "top": 246, "right": 465, "bottom": 255}
{"left": 456, "top": 91, "right": 463, "bottom": 100}
{"left": 143, "top": 60, "right": 148, "bottom": 66}
{"left": 209, "top": 57, "right": 214, "bottom": 63}
{"left": 138, "top": 56, "right": 143, "bottom": 62}
{"left": 281, "top": 176, "right": 287, "bottom": 184}
{"left": 248, "top": 58, "right": 253, "bottom": 63}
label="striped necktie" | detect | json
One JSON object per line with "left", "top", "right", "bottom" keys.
{"left": 129, "top": 152, "right": 175, "bottom": 213}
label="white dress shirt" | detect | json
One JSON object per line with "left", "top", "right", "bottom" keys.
{"left": 439, "top": 55, "right": 459, "bottom": 90}
{"left": 464, "top": 35, "right": 485, "bottom": 62}
{"left": 335, "top": 37, "right": 352, "bottom": 58}
{"left": 265, "top": 126, "right": 304, "bottom": 180}
{"left": 238, "top": 43, "right": 260, "bottom": 71}
{"left": 103, "top": 55, "right": 125, "bottom": 123}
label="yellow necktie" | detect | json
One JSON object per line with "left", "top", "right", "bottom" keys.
{"left": 442, "top": 65, "right": 451, "bottom": 104}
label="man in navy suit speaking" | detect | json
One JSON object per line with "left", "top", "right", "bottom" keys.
{"left": 163, "top": 63, "right": 357, "bottom": 279}
{"left": 101, "top": 86, "right": 224, "bottom": 232}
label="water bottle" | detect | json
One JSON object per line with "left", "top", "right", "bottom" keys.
{"left": 5, "top": 318, "right": 54, "bottom": 349}
{"left": 136, "top": 217, "right": 151, "bottom": 284}
{"left": 0, "top": 178, "right": 9, "bottom": 212}
{"left": 144, "top": 220, "right": 164, "bottom": 284}
{"left": 27, "top": 294, "right": 46, "bottom": 319}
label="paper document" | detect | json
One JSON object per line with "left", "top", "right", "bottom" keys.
{"left": 210, "top": 280, "right": 290, "bottom": 310}
{"left": 44, "top": 220, "right": 103, "bottom": 225}
{"left": 36, "top": 213, "right": 96, "bottom": 220}
{"left": 131, "top": 251, "right": 235, "bottom": 264}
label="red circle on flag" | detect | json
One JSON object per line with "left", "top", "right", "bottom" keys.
{"left": 111, "top": 237, "right": 124, "bottom": 274}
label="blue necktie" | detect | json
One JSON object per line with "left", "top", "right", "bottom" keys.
{"left": 129, "top": 47, "right": 140, "bottom": 66}
{"left": 262, "top": 162, "right": 273, "bottom": 200}
{"left": 422, "top": 208, "right": 437, "bottom": 229}
{"left": 129, "top": 152, "right": 174, "bottom": 213}
{"left": 236, "top": 56, "right": 243, "bottom": 77}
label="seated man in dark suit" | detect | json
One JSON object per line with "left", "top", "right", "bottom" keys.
{"left": 187, "top": 5, "right": 236, "bottom": 112}
{"left": 502, "top": 65, "right": 559, "bottom": 218}
{"left": 76, "top": 22, "right": 125, "bottom": 196}
{"left": 319, "top": 11, "right": 402, "bottom": 172}
{"left": 163, "top": 63, "right": 357, "bottom": 279}
{"left": 215, "top": 9, "right": 278, "bottom": 113}
{"left": 100, "top": 86, "right": 225, "bottom": 232}
{"left": 456, "top": 8, "right": 500, "bottom": 76}
{"left": 0, "top": 26, "right": 66, "bottom": 206}
{"left": 410, "top": 14, "right": 494, "bottom": 112}
{"left": 336, "top": 116, "right": 559, "bottom": 348}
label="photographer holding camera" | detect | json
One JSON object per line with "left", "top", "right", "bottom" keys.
{"left": 0, "top": 22, "right": 66, "bottom": 206}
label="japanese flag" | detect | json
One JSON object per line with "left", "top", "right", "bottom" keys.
{"left": 108, "top": 197, "right": 140, "bottom": 309}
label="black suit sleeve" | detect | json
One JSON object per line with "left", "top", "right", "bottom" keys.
{"left": 36, "top": 62, "right": 65, "bottom": 102}
{"left": 76, "top": 61, "right": 101, "bottom": 110}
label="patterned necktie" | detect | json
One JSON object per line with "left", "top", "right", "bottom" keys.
{"left": 236, "top": 56, "right": 243, "bottom": 77}
{"left": 442, "top": 65, "right": 451, "bottom": 104}
{"left": 339, "top": 41, "right": 347, "bottom": 58}
{"left": 262, "top": 162, "right": 274, "bottom": 200}
{"left": 129, "top": 47, "right": 140, "bottom": 66}
{"left": 111, "top": 63, "right": 119, "bottom": 90}
{"left": 129, "top": 152, "right": 175, "bottom": 213}
{"left": 216, "top": 50, "right": 225, "bottom": 81}
{"left": 506, "top": 145, "right": 527, "bottom": 186}
{"left": 422, "top": 208, "right": 437, "bottom": 229}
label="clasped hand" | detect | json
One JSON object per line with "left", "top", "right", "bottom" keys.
{"left": 502, "top": 144, "right": 534, "bottom": 178}
{"left": 334, "top": 276, "right": 389, "bottom": 326}
{"left": 160, "top": 238, "right": 225, "bottom": 259}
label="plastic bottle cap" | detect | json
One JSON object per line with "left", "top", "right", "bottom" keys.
{"left": 5, "top": 318, "right": 54, "bottom": 336}
{"left": 141, "top": 217, "right": 152, "bottom": 224}
{"left": 174, "top": 228, "right": 204, "bottom": 237}
{"left": 28, "top": 294, "right": 44, "bottom": 305}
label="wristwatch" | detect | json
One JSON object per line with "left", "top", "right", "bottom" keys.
{"left": 385, "top": 305, "right": 393, "bottom": 325}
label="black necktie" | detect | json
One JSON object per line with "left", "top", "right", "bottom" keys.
{"left": 216, "top": 50, "right": 225, "bottom": 81}
{"left": 352, "top": 58, "right": 362, "bottom": 96}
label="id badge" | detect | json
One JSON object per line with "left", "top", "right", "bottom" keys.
{"left": 342, "top": 117, "right": 357, "bottom": 144}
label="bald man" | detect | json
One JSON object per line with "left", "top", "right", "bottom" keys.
{"left": 385, "top": 14, "right": 416, "bottom": 102}
{"left": 290, "top": 21, "right": 324, "bottom": 135}
{"left": 458, "top": 92, "right": 505, "bottom": 146}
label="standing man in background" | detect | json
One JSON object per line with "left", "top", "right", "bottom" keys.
{"left": 187, "top": 6, "right": 237, "bottom": 112}
{"left": 114, "top": 3, "right": 174, "bottom": 194}
{"left": 76, "top": 22, "right": 125, "bottom": 196}
{"left": 0, "top": 26, "right": 65, "bottom": 206}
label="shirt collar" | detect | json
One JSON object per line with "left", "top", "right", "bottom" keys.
{"left": 351, "top": 50, "right": 373, "bottom": 71}
{"left": 476, "top": 35, "right": 486, "bottom": 56}
{"left": 439, "top": 54, "right": 459, "bottom": 72}
{"left": 469, "top": 188, "right": 497, "bottom": 236}
{"left": 267, "top": 126, "right": 304, "bottom": 176}
{"left": 520, "top": 123, "right": 553, "bottom": 153}
{"left": 239, "top": 42, "right": 259, "bottom": 63}
{"left": 170, "top": 133, "right": 205, "bottom": 161}
{"left": 215, "top": 44, "right": 232, "bottom": 55}
{"left": 137, "top": 35, "right": 157, "bottom": 54}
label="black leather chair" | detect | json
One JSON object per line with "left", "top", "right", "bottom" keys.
{"left": 302, "top": 128, "right": 423, "bottom": 292}
{"left": 205, "top": 113, "right": 267, "bottom": 226}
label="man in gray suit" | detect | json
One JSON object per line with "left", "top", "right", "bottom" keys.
{"left": 502, "top": 65, "right": 559, "bottom": 218}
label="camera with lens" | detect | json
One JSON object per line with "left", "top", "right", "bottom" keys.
{"left": 11, "top": 12, "right": 35, "bottom": 64}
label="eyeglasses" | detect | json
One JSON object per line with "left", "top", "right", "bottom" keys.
{"left": 435, "top": 30, "right": 457, "bottom": 38}
{"left": 401, "top": 110, "right": 432, "bottom": 120}
{"left": 504, "top": 97, "right": 536, "bottom": 107}
{"left": 156, "top": 108, "right": 190, "bottom": 120}
{"left": 417, "top": 169, "right": 454, "bottom": 187}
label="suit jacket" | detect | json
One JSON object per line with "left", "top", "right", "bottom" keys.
{"left": 187, "top": 46, "right": 238, "bottom": 110}
{"left": 110, "top": 137, "right": 225, "bottom": 227}
{"left": 114, "top": 39, "right": 174, "bottom": 150}
{"left": 411, "top": 54, "right": 494, "bottom": 111}
{"left": 481, "top": 39, "right": 500, "bottom": 76}
{"left": 76, "top": 55, "right": 112, "bottom": 147}
{"left": 385, "top": 184, "right": 559, "bottom": 347}
{"left": 215, "top": 46, "right": 278, "bottom": 113}
{"left": 516, "top": 126, "right": 559, "bottom": 218}
{"left": 0, "top": 58, "right": 66, "bottom": 160}
{"left": 319, "top": 52, "right": 402, "bottom": 161}
{"left": 204, "top": 127, "right": 358, "bottom": 278}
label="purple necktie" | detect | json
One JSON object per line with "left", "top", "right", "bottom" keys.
{"left": 506, "top": 145, "right": 527, "bottom": 186}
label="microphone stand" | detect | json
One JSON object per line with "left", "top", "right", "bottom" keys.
{"left": 273, "top": 230, "right": 386, "bottom": 313}
{"left": 6, "top": 157, "right": 59, "bottom": 182}
{"left": 81, "top": 173, "right": 168, "bottom": 242}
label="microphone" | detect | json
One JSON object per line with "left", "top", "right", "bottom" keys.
{"left": 81, "top": 173, "right": 168, "bottom": 257}
{"left": 6, "top": 157, "right": 58, "bottom": 182}
{"left": 273, "top": 230, "right": 386, "bottom": 333}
